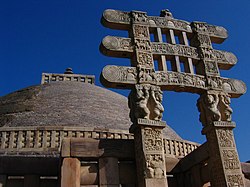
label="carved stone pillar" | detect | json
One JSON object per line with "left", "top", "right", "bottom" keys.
{"left": 129, "top": 84, "right": 168, "bottom": 187}
{"left": 197, "top": 90, "right": 245, "bottom": 186}
{"left": 61, "top": 158, "right": 81, "bottom": 187}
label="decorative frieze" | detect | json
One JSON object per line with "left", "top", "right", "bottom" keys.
{"left": 226, "top": 174, "right": 244, "bottom": 187}
{"left": 133, "top": 25, "right": 150, "bottom": 39}
{"left": 217, "top": 129, "right": 235, "bottom": 148}
{"left": 101, "top": 65, "right": 246, "bottom": 97}
{"left": 145, "top": 154, "right": 165, "bottom": 178}
{"left": 222, "top": 150, "right": 240, "bottom": 170}
{"left": 137, "top": 51, "right": 154, "bottom": 68}
{"left": 148, "top": 16, "right": 192, "bottom": 32}
{"left": 144, "top": 128, "right": 162, "bottom": 151}
{"left": 200, "top": 48, "right": 237, "bottom": 68}
{"left": 101, "top": 36, "right": 133, "bottom": 52}
{"left": 135, "top": 39, "right": 151, "bottom": 51}
{"left": 204, "top": 61, "right": 220, "bottom": 76}
{"left": 208, "top": 76, "right": 246, "bottom": 97}
{"left": 151, "top": 43, "right": 199, "bottom": 59}
{"left": 191, "top": 21, "right": 228, "bottom": 39}
{"left": 102, "top": 9, "right": 130, "bottom": 28}
{"left": 190, "top": 33, "right": 212, "bottom": 48}
{"left": 101, "top": 65, "right": 137, "bottom": 85}
{"left": 101, "top": 36, "right": 237, "bottom": 70}
{"left": 131, "top": 11, "right": 148, "bottom": 24}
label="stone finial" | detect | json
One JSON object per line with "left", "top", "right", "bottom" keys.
{"left": 160, "top": 9, "right": 173, "bottom": 18}
{"left": 64, "top": 68, "right": 74, "bottom": 74}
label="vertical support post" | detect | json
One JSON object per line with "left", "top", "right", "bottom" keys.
{"left": 179, "top": 32, "right": 194, "bottom": 74}
{"left": 129, "top": 11, "right": 168, "bottom": 187}
{"left": 130, "top": 118, "right": 168, "bottom": 187}
{"left": 167, "top": 29, "right": 181, "bottom": 72}
{"left": 0, "top": 175, "right": 7, "bottom": 187}
{"left": 24, "top": 175, "right": 40, "bottom": 187}
{"left": 154, "top": 28, "right": 167, "bottom": 71}
{"left": 202, "top": 122, "right": 245, "bottom": 186}
{"left": 61, "top": 158, "right": 81, "bottom": 187}
{"left": 197, "top": 91, "right": 245, "bottom": 187}
{"left": 99, "top": 157, "right": 119, "bottom": 187}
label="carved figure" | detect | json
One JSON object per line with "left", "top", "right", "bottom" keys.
{"left": 197, "top": 92, "right": 221, "bottom": 125}
{"left": 127, "top": 68, "right": 136, "bottom": 81}
{"left": 129, "top": 85, "right": 150, "bottom": 122}
{"left": 219, "top": 94, "right": 233, "bottom": 121}
{"left": 150, "top": 89, "right": 164, "bottom": 121}
{"left": 197, "top": 91, "right": 234, "bottom": 126}
{"left": 138, "top": 68, "right": 153, "bottom": 82}
{"left": 128, "top": 85, "right": 164, "bottom": 122}
{"left": 146, "top": 154, "right": 164, "bottom": 178}
{"left": 132, "top": 12, "right": 147, "bottom": 23}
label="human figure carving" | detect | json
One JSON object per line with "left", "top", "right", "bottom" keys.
{"left": 129, "top": 85, "right": 150, "bottom": 122}
{"left": 204, "top": 93, "right": 221, "bottom": 124}
{"left": 219, "top": 94, "right": 233, "bottom": 121}
{"left": 150, "top": 89, "right": 164, "bottom": 121}
{"left": 197, "top": 92, "right": 222, "bottom": 125}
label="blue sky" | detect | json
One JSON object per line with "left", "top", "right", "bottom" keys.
{"left": 0, "top": 0, "right": 250, "bottom": 162}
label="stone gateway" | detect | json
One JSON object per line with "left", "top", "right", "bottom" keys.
{"left": 0, "top": 8, "right": 249, "bottom": 187}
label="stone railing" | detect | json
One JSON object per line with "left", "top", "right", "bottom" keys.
{"left": 41, "top": 73, "right": 95, "bottom": 84}
{"left": 0, "top": 126, "right": 198, "bottom": 158}
{"left": 164, "top": 138, "right": 200, "bottom": 158}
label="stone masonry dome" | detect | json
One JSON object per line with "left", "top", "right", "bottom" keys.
{"left": 0, "top": 81, "right": 181, "bottom": 140}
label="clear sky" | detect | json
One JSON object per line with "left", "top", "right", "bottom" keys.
{"left": 0, "top": 0, "right": 250, "bottom": 162}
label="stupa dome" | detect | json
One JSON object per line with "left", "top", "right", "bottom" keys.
{"left": 0, "top": 81, "right": 182, "bottom": 140}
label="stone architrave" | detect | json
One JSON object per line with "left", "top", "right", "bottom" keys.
{"left": 100, "top": 8, "right": 246, "bottom": 187}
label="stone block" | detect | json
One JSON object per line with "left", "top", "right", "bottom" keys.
{"left": 61, "top": 138, "right": 70, "bottom": 157}
{"left": 61, "top": 158, "right": 80, "bottom": 187}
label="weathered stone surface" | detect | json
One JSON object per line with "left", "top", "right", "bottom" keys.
{"left": 102, "top": 9, "right": 228, "bottom": 42}
{"left": 101, "top": 65, "right": 246, "bottom": 97}
{"left": 61, "top": 158, "right": 80, "bottom": 187}
{"left": 197, "top": 91, "right": 234, "bottom": 126}
{"left": 100, "top": 7, "right": 246, "bottom": 187}
{"left": 101, "top": 36, "right": 237, "bottom": 70}
{"left": 0, "top": 82, "right": 129, "bottom": 129}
